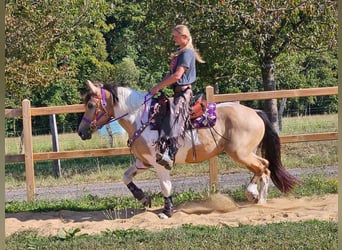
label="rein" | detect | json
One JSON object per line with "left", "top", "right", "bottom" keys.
{"left": 106, "top": 92, "right": 154, "bottom": 126}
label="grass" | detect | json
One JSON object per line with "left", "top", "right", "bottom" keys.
{"left": 4, "top": 154, "right": 338, "bottom": 249}
{"left": 5, "top": 132, "right": 128, "bottom": 154}
{"left": 4, "top": 114, "right": 338, "bottom": 190}
{"left": 5, "top": 175, "right": 338, "bottom": 248}
{"left": 5, "top": 220, "right": 338, "bottom": 250}
{"left": 4, "top": 140, "right": 337, "bottom": 190}
{"left": 5, "top": 114, "right": 337, "bottom": 154}
{"left": 280, "top": 113, "right": 337, "bottom": 134}
{"left": 5, "top": 174, "right": 337, "bottom": 213}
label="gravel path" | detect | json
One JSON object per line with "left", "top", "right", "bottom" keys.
{"left": 5, "top": 166, "right": 338, "bottom": 202}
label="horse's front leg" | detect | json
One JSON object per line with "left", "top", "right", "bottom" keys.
{"left": 154, "top": 164, "right": 173, "bottom": 219}
{"left": 123, "top": 160, "right": 151, "bottom": 207}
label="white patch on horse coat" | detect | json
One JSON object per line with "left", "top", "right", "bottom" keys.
{"left": 246, "top": 183, "right": 259, "bottom": 202}
{"left": 158, "top": 213, "right": 169, "bottom": 219}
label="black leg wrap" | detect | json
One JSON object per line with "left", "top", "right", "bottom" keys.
{"left": 162, "top": 196, "right": 174, "bottom": 218}
{"left": 127, "top": 182, "right": 151, "bottom": 208}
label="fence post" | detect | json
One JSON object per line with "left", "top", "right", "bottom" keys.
{"left": 206, "top": 86, "right": 218, "bottom": 190}
{"left": 22, "top": 99, "right": 35, "bottom": 201}
{"left": 49, "top": 114, "right": 61, "bottom": 178}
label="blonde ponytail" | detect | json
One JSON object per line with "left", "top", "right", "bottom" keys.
{"left": 172, "top": 25, "right": 205, "bottom": 64}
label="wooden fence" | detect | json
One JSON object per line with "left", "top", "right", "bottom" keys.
{"left": 5, "top": 86, "right": 338, "bottom": 201}
{"left": 205, "top": 86, "right": 338, "bottom": 188}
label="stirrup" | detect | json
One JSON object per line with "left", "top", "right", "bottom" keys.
{"left": 156, "top": 152, "right": 174, "bottom": 170}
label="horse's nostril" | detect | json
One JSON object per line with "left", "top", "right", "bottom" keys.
{"left": 78, "top": 131, "right": 87, "bottom": 140}
{"left": 78, "top": 129, "right": 91, "bottom": 140}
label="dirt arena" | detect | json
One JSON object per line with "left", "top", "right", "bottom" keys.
{"left": 5, "top": 193, "right": 337, "bottom": 236}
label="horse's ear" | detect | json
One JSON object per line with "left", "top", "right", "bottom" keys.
{"left": 86, "top": 80, "right": 99, "bottom": 95}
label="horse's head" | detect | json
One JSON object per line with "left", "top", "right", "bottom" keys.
{"left": 78, "top": 80, "right": 115, "bottom": 140}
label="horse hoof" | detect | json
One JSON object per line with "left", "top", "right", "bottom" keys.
{"left": 246, "top": 184, "right": 260, "bottom": 203}
{"left": 140, "top": 196, "right": 152, "bottom": 208}
{"left": 257, "top": 198, "right": 267, "bottom": 204}
{"left": 158, "top": 207, "right": 173, "bottom": 219}
{"left": 246, "top": 192, "right": 259, "bottom": 203}
{"left": 158, "top": 212, "right": 170, "bottom": 219}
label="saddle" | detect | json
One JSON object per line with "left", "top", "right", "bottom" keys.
{"left": 149, "top": 92, "right": 217, "bottom": 130}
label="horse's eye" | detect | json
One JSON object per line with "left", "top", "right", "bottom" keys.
{"left": 87, "top": 102, "right": 95, "bottom": 109}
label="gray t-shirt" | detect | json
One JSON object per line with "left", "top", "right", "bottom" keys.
{"left": 170, "top": 48, "right": 196, "bottom": 86}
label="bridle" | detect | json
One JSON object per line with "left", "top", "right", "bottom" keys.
{"left": 82, "top": 87, "right": 113, "bottom": 130}
{"left": 82, "top": 86, "right": 154, "bottom": 136}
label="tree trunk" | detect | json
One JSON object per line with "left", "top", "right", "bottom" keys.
{"left": 278, "top": 98, "right": 287, "bottom": 132}
{"left": 214, "top": 81, "right": 219, "bottom": 94}
{"left": 261, "top": 58, "right": 279, "bottom": 133}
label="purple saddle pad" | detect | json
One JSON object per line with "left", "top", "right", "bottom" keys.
{"left": 191, "top": 102, "right": 217, "bottom": 128}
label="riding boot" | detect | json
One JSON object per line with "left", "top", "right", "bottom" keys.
{"left": 127, "top": 182, "right": 151, "bottom": 208}
{"left": 167, "top": 137, "right": 178, "bottom": 161}
{"left": 162, "top": 196, "right": 174, "bottom": 218}
{"left": 156, "top": 137, "right": 178, "bottom": 170}
{"left": 155, "top": 137, "right": 172, "bottom": 169}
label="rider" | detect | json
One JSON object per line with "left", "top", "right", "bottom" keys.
{"left": 149, "top": 24, "right": 205, "bottom": 170}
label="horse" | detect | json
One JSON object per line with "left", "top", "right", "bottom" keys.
{"left": 78, "top": 80, "right": 299, "bottom": 219}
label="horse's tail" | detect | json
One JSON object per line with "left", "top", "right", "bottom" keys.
{"left": 256, "top": 110, "right": 300, "bottom": 193}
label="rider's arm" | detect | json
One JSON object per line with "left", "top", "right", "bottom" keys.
{"left": 149, "top": 66, "right": 186, "bottom": 95}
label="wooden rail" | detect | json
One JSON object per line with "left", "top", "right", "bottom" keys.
{"left": 5, "top": 86, "right": 338, "bottom": 201}
{"left": 211, "top": 86, "right": 338, "bottom": 102}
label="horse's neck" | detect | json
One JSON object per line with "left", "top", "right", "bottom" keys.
{"left": 116, "top": 87, "right": 146, "bottom": 114}
{"left": 116, "top": 87, "right": 149, "bottom": 135}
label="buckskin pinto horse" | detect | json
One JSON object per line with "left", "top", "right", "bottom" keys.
{"left": 78, "top": 80, "right": 299, "bottom": 218}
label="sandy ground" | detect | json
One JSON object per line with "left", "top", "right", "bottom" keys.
{"left": 5, "top": 193, "right": 337, "bottom": 237}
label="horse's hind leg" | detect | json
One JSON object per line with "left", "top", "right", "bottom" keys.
{"left": 230, "top": 152, "right": 270, "bottom": 203}
{"left": 246, "top": 155, "right": 270, "bottom": 203}
{"left": 258, "top": 170, "right": 270, "bottom": 203}
{"left": 123, "top": 160, "right": 151, "bottom": 207}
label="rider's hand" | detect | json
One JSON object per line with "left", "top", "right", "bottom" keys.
{"left": 149, "top": 85, "right": 160, "bottom": 95}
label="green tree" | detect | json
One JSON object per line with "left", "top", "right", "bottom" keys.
{"left": 277, "top": 50, "right": 337, "bottom": 116}
{"left": 5, "top": 1, "right": 337, "bottom": 136}
{"left": 5, "top": 0, "right": 112, "bottom": 108}
{"left": 229, "top": 0, "right": 337, "bottom": 130}
{"left": 141, "top": 0, "right": 337, "bottom": 130}
{"left": 5, "top": 0, "right": 113, "bottom": 134}
{"left": 113, "top": 57, "right": 140, "bottom": 90}
{"left": 104, "top": 1, "right": 156, "bottom": 91}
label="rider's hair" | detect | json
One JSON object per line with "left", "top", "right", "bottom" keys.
{"left": 171, "top": 24, "right": 205, "bottom": 64}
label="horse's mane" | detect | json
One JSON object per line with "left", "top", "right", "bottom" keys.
{"left": 82, "top": 82, "right": 119, "bottom": 105}
{"left": 103, "top": 83, "right": 119, "bottom": 104}
{"left": 83, "top": 82, "right": 146, "bottom": 111}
